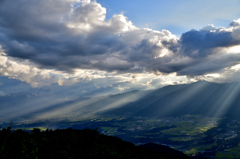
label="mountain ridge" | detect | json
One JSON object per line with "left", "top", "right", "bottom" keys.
{"left": 100, "top": 80, "right": 240, "bottom": 119}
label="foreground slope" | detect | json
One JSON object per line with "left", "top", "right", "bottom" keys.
{"left": 0, "top": 128, "right": 190, "bottom": 159}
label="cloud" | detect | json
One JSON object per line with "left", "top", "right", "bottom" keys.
{"left": 0, "top": 91, "right": 9, "bottom": 97}
{"left": 173, "top": 22, "right": 240, "bottom": 76}
{"left": 0, "top": 0, "right": 240, "bottom": 88}
{"left": 180, "top": 25, "right": 240, "bottom": 58}
{"left": 0, "top": 0, "right": 175, "bottom": 74}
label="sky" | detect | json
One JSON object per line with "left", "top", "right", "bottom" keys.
{"left": 1, "top": 0, "right": 240, "bottom": 120}
{"left": 98, "top": 0, "right": 240, "bottom": 36}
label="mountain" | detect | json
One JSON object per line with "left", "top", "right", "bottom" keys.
{"left": 0, "top": 89, "right": 150, "bottom": 121}
{"left": 3, "top": 80, "right": 240, "bottom": 121}
{"left": 100, "top": 81, "right": 240, "bottom": 119}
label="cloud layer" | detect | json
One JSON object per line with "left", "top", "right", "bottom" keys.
{"left": 1, "top": 0, "right": 240, "bottom": 88}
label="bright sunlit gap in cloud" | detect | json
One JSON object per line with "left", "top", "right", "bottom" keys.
{"left": 228, "top": 45, "right": 240, "bottom": 54}
{"left": 231, "top": 64, "right": 240, "bottom": 70}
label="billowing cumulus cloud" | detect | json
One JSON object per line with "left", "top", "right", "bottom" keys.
{"left": 1, "top": 0, "right": 240, "bottom": 89}
{"left": 0, "top": 0, "right": 177, "bottom": 74}
{"left": 175, "top": 21, "right": 240, "bottom": 76}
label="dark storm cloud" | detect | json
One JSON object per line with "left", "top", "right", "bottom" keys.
{"left": 169, "top": 23, "right": 240, "bottom": 76}
{"left": 179, "top": 28, "right": 240, "bottom": 58}
{"left": 1, "top": 0, "right": 240, "bottom": 77}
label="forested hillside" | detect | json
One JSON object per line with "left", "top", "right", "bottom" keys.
{"left": 0, "top": 127, "right": 190, "bottom": 159}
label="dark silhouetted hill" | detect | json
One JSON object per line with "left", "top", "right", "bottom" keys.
{"left": 0, "top": 127, "right": 190, "bottom": 159}
{"left": 139, "top": 143, "right": 190, "bottom": 159}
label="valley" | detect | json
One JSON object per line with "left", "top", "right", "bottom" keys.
{"left": 3, "top": 114, "right": 240, "bottom": 158}
{"left": 2, "top": 81, "right": 240, "bottom": 158}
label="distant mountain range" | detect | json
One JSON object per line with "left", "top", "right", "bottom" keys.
{"left": 100, "top": 81, "right": 240, "bottom": 119}
{"left": 2, "top": 80, "right": 240, "bottom": 121}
